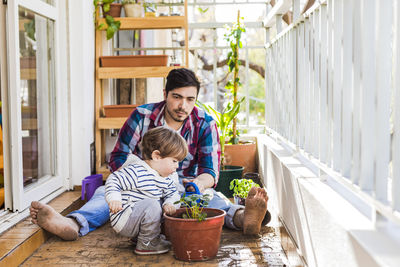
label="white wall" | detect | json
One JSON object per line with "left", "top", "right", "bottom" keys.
{"left": 257, "top": 134, "right": 400, "bottom": 267}
{"left": 67, "top": 1, "right": 95, "bottom": 186}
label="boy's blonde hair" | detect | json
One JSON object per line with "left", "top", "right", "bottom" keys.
{"left": 140, "top": 126, "right": 188, "bottom": 161}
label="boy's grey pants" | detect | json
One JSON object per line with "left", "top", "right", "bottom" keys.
{"left": 118, "top": 198, "right": 162, "bottom": 243}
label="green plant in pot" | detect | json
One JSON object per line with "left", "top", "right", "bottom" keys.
{"left": 223, "top": 11, "right": 258, "bottom": 174}
{"left": 196, "top": 11, "right": 247, "bottom": 198}
{"left": 122, "top": 0, "right": 143, "bottom": 17}
{"left": 175, "top": 193, "right": 211, "bottom": 221}
{"left": 94, "top": 0, "right": 122, "bottom": 40}
{"left": 143, "top": 1, "right": 157, "bottom": 17}
{"left": 230, "top": 178, "right": 260, "bottom": 205}
{"left": 164, "top": 194, "right": 226, "bottom": 261}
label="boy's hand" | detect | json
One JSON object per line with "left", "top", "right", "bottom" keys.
{"left": 108, "top": 200, "right": 122, "bottom": 214}
{"left": 163, "top": 204, "right": 176, "bottom": 215}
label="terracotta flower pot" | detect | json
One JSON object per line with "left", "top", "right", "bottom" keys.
{"left": 103, "top": 104, "right": 138, "bottom": 118}
{"left": 164, "top": 208, "right": 226, "bottom": 261}
{"left": 224, "top": 142, "right": 257, "bottom": 173}
{"left": 100, "top": 55, "right": 168, "bottom": 67}
{"left": 103, "top": 3, "right": 122, "bottom": 17}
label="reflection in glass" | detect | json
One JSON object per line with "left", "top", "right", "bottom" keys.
{"left": 19, "top": 7, "right": 56, "bottom": 187}
{"left": 40, "top": 0, "right": 54, "bottom": 5}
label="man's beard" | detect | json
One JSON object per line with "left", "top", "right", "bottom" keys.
{"left": 166, "top": 107, "right": 188, "bottom": 122}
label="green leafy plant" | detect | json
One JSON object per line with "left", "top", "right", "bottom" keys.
{"left": 94, "top": 0, "right": 115, "bottom": 14}
{"left": 174, "top": 193, "right": 211, "bottom": 222}
{"left": 196, "top": 12, "right": 247, "bottom": 169}
{"left": 197, "top": 98, "right": 244, "bottom": 170}
{"left": 104, "top": 15, "right": 121, "bottom": 40}
{"left": 24, "top": 20, "right": 36, "bottom": 41}
{"left": 93, "top": 0, "right": 121, "bottom": 40}
{"left": 122, "top": 0, "right": 138, "bottom": 4}
{"left": 223, "top": 11, "right": 246, "bottom": 144}
{"left": 229, "top": 179, "right": 260, "bottom": 199}
{"left": 197, "top": 7, "right": 209, "bottom": 14}
{"left": 143, "top": 1, "right": 157, "bottom": 14}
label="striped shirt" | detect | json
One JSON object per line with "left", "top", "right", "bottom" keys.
{"left": 105, "top": 159, "right": 180, "bottom": 233}
{"left": 109, "top": 101, "right": 221, "bottom": 184}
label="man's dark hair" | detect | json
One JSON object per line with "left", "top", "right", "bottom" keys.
{"left": 165, "top": 68, "right": 200, "bottom": 96}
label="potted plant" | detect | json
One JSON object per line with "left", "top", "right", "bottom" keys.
{"left": 122, "top": 0, "right": 143, "bottom": 17}
{"left": 223, "top": 11, "right": 258, "bottom": 174}
{"left": 164, "top": 194, "right": 226, "bottom": 261}
{"left": 229, "top": 178, "right": 260, "bottom": 205}
{"left": 197, "top": 98, "right": 244, "bottom": 198}
{"left": 94, "top": 0, "right": 122, "bottom": 40}
{"left": 143, "top": 1, "right": 157, "bottom": 17}
{"left": 96, "top": 0, "right": 122, "bottom": 17}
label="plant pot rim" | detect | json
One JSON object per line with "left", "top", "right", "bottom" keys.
{"left": 225, "top": 141, "right": 255, "bottom": 146}
{"left": 103, "top": 104, "right": 139, "bottom": 108}
{"left": 220, "top": 165, "right": 244, "bottom": 171}
{"left": 164, "top": 208, "right": 226, "bottom": 222}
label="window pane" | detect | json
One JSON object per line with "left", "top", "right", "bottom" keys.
{"left": 19, "top": 7, "right": 56, "bottom": 187}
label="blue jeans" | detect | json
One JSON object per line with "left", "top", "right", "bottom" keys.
{"left": 207, "top": 189, "right": 243, "bottom": 230}
{"left": 67, "top": 186, "right": 244, "bottom": 236}
{"left": 67, "top": 186, "right": 110, "bottom": 236}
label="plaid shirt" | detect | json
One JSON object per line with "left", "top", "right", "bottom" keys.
{"left": 109, "top": 101, "right": 221, "bottom": 184}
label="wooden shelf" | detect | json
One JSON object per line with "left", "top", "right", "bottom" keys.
{"left": 95, "top": 1, "right": 188, "bottom": 173}
{"left": 98, "top": 117, "right": 126, "bottom": 129}
{"left": 97, "top": 16, "right": 186, "bottom": 30}
{"left": 97, "top": 66, "right": 182, "bottom": 79}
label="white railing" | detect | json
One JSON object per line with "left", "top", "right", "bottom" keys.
{"left": 265, "top": 0, "right": 400, "bottom": 225}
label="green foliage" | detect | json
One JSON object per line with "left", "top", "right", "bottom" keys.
{"left": 229, "top": 179, "right": 260, "bottom": 198}
{"left": 143, "top": 2, "right": 157, "bottom": 13}
{"left": 197, "top": 7, "right": 209, "bottom": 14}
{"left": 122, "top": 0, "right": 137, "bottom": 4}
{"left": 197, "top": 97, "right": 244, "bottom": 169}
{"left": 174, "top": 193, "right": 211, "bottom": 222}
{"left": 93, "top": 0, "right": 121, "bottom": 40}
{"left": 105, "top": 15, "right": 121, "bottom": 40}
{"left": 222, "top": 12, "right": 246, "bottom": 144}
{"left": 24, "top": 20, "right": 35, "bottom": 41}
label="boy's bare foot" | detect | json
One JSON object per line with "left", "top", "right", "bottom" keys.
{"left": 243, "top": 187, "right": 268, "bottom": 235}
{"left": 30, "top": 201, "right": 79, "bottom": 241}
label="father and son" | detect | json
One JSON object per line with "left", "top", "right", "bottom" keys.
{"left": 30, "top": 68, "right": 270, "bottom": 255}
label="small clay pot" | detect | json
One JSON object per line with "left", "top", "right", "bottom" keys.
{"left": 103, "top": 3, "right": 122, "bottom": 17}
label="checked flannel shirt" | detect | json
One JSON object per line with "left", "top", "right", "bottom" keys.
{"left": 109, "top": 101, "right": 221, "bottom": 184}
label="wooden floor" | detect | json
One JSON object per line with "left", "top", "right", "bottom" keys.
{"left": 22, "top": 208, "right": 304, "bottom": 267}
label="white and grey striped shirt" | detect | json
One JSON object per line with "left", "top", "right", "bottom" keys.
{"left": 105, "top": 159, "right": 180, "bottom": 233}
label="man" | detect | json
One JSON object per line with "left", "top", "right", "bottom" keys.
{"left": 30, "top": 68, "right": 269, "bottom": 240}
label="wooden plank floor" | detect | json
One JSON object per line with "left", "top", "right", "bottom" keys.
{"left": 22, "top": 209, "right": 304, "bottom": 266}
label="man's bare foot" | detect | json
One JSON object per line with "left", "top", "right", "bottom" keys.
{"left": 30, "top": 201, "right": 79, "bottom": 241}
{"left": 243, "top": 187, "right": 268, "bottom": 235}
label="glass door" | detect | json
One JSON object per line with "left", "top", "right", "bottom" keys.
{"left": 6, "top": 0, "right": 66, "bottom": 211}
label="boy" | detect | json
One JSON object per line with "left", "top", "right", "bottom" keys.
{"left": 105, "top": 126, "right": 187, "bottom": 255}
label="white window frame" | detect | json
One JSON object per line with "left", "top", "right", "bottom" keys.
{"left": 4, "top": 0, "right": 69, "bottom": 212}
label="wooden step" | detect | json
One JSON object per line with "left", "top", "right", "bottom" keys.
{"left": 0, "top": 190, "right": 84, "bottom": 266}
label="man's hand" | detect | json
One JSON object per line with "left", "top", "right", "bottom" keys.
{"left": 163, "top": 203, "right": 176, "bottom": 215}
{"left": 182, "top": 173, "right": 214, "bottom": 193}
{"left": 108, "top": 200, "right": 122, "bottom": 214}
